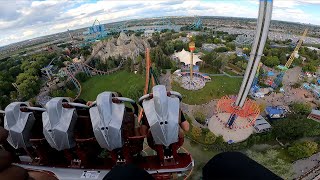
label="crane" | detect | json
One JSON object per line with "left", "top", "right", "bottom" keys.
{"left": 272, "top": 28, "right": 308, "bottom": 89}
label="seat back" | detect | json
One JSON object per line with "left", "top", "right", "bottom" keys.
{"left": 142, "top": 85, "right": 180, "bottom": 147}
{"left": 4, "top": 102, "right": 35, "bottom": 149}
{"left": 89, "top": 92, "right": 124, "bottom": 151}
{"left": 42, "top": 98, "right": 77, "bottom": 151}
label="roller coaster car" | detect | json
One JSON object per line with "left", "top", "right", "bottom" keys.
{"left": 89, "top": 92, "right": 144, "bottom": 165}
{"left": 0, "top": 90, "right": 193, "bottom": 179}
{"left": 139, "top": 85, "right": 193, "bottom": 168}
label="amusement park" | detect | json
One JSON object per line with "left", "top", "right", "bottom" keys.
{"left": 1, "top": 0, "right": 320, "bottom": 179}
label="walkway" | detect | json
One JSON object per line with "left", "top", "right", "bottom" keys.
{"left": 205, "top": 72, "right": 243, "bottom": 78}
{"left": 181, "top": 100, "right": 218, "bottom": 129}
{"left": 293, "top": 152, "right": 320, "bottom": 179}
{"left": 159, "top": 69, "right": 172, "bottom": 90}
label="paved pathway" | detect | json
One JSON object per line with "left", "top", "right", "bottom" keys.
{"left": 293, "top": 152, "right": 320, "bottom": 179}
{"left": 159, "top": 69, "right": 172, "bottom": 90}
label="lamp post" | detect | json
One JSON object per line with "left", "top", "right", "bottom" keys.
{"left": 189, "top": 41, "right": 195, "bottom": 82}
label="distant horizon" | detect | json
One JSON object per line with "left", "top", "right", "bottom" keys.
{"left": 1, "top": 15, "right": 319, "bottom": 48}
{"left": 1, "top": 0, "right": 320, "bottom": 47}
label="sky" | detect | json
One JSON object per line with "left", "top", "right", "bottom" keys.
{"left": 0, "top": 0, "right": 320, "bottom": 47}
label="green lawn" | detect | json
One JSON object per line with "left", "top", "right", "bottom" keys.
{"left": 182, "top": 138, "right": 218, "bottom": 179}
{"left": 172, "top": 76, "right": 242, "bottom": 105}
{"left": 224, "top": 69, "right": 240, "bottom": 76}
{"left": 201, "top": 67, "right": 220, "bottom": 74}
{"left": 80, "top": 71, "right": 145, "bottom": 101}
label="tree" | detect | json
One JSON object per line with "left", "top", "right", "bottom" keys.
{"left": 204, "top": 131, "right": 216, "bottom": 144}
{"left": 194, "top": 111, "right": 206, "bottom": 125}
{"left": 173, "top": 40, "right": 184, "bottom": 51}
{"left": 163, "top": 41, "right": 174, "bottom": 55}
{"left": 279, "top": 53, "right": 287, "bottom": 65}
{"left": 0, "top": 95, "right": 10, "bottom": 110}
{"left": 65, "top": 89, "right": 76, "bottom": 97}
{"left": 136, "top": 55, "right": 143, "bottom": 64}
{"left": 138, "top": 62, "right": 143, "bottom": 74}
{"left": 288, "top": 141, "right": 318, "bottom": 160}
{"left": 236, "top": 61, "right": 248, "bottom": 70}
{"left": 229, "top": 53, "right": 237, "bottom": 62}
{"left": 290, "top": 102, "right": 311, "bottom": 115}
{"left": 17, "top": 77, "right": 40, "bottom": 100}
{"left": 96, "top": 61, "right": 109, "bottom": 71}
{"left": 50, "top": 89, "right": 66, "bottom": 97}
{"left": 272, "top": 114, "right": 308, "bottom": 141}
{"left": 191, "top": 126, "right": 202, "bottom": 139}
{"left": 302, "top": 63, "right": 317, "bottom": 73}
{"left": 202, "top": 128, "right": 210, "bottom": 136}
{"left": 150, "top": 47, "right": 172, "bottom": 69}
{"left": 247, "top": 150, "right": 294, "bottom": 179}
{"left": 212, "top": 58, "right": 223, "bottom": 71}
{"left": 226, "top": 42, "right": 236, "bottom": 51}
{"left": 213, "top": 38, "right": 221, "bottom": 44}
{"left": 125, "top": 58, "right": 132, "bottom": 72}
{"left": 264, "top": 56, "right": 280, "bottom": 67}
{"left": 202, "top": 51, "right": 218, "bottom": 66}
{"left": 243, "top": 48, "right": 251, "bottom": 56}
{"left": 214, "top": 47, "right": 228, "bottom": 53}
{"left": 75, "top": 72, "right": 89, "bottom": 83}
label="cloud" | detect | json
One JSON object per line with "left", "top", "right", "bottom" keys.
{"left": 0, "top": 0, "right": 319, "bottom": 47}
{"left": 23, "top": 30, "right": 35, "bottom": 37}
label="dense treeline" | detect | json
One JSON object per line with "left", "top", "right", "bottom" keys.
{"left": 0, "top": 52, "right": 65, "bottom": 109}
{"left": 260, "top": 41, "right": 320, "bottom": 70}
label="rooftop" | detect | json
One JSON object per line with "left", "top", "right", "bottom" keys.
{"left": 265, "top": 106, "right": 286, "bottom": 115}
{"left": 173, "top": 49, "right": 202, "bottom": 65}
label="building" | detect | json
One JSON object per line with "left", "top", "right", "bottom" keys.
{"left": 307, "top": 109, "right": 320, "bottom": 122}
{"left": 143, "top": 30, "right": 155, "bottom": 37}
{"left": 265, "top": 106, "right": 287, "bottom": 119}
{"left": 307, "top": 46, "right": 320, "bottom": 53}
{"left": 202, "top": 43, "right": 218, "bottom": 52}
{"left": 173, "top": 49, "right": 202, "bottom": 71}
{"left": 254, "top": 115, "right": 272, "bottom": 133}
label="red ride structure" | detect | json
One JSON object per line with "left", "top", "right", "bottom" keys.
{"left": 216, "top": 95, "right": 260, "bottom": 129}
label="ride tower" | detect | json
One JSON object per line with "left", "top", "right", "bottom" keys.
{"left": 209, "top": 0, "right": 273, "bottom": 142}
{"left": 189, "top": 41, "right": 195, "bottom": 82}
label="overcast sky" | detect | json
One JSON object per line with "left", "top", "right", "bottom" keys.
{"left": 0, "top": 0, "right": 320, "bottom": 47}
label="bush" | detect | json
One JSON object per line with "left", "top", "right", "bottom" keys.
{"left": 214, "top": 135, "right": 225, "bottom": 146}
{"left": 291, "top": 82, "right": 302, "bottom": 88}
{"left": 214, "top": 47, "right": 229, "bottom": 53}
{"left": 272, "top": 114, "right": 320, "bottom": 141}
{"left": 288, "top": 141, "right": 318, "bottom": 160}
{"left": 202, "top": 128, "right": 210, "bottom": 136}
{"left": 290, "top": 102, "right": 311, "bottom": 115}
{"left": 205, "top": 131, "right": 216, "bottom": 144}
{"left": 194, "top": 111, "right": 206, "bottom": 125}
{"left": 247, "top": 150, "right": 294, "bottom": 179}
{"left": 50, "top": 89, "right": 65, "bottom": 97}
{"left": 191, "top": 126, "right": 202, "bottom": 139}
{"left": 75, "top": 72, "right": 89, "bottom": 83}
{"left": 65, "top": 89, "right": 76, "bottom": 98}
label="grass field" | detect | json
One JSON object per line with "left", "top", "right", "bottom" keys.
{"left": 201, "top": 67, "right": 220, "bottom": 74}
{"left": 223, "top": 69, "right": 240, "bottom": 76}
{"left": 80, "top": 71, "right": 145, "bottom": 101}
{"left": 172, "top": 76, "right": 242, "bottom": 105}
{"left": 183, "top": 139, "right": 218, "bottom": 179}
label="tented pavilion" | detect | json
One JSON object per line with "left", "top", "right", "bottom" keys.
{"left": 173, "top": 49, "right": 202, "bottom": 71}
{"left": 173, "top": 49, "right": 209, "bottom": 90}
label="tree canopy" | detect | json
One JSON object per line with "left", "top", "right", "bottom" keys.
{"left": 288, "top": 141, "right": 318, "bottom": 160}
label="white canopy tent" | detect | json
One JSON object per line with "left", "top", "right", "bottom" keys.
{"left": 173, "top": 49, "right": 202, "bottom": 65}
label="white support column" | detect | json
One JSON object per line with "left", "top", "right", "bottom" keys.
{"left": 239, "top": 0, "right": 273, "bottom": 107}
{"left": 235, "top": 0, "right": 266, "bottom": 106}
